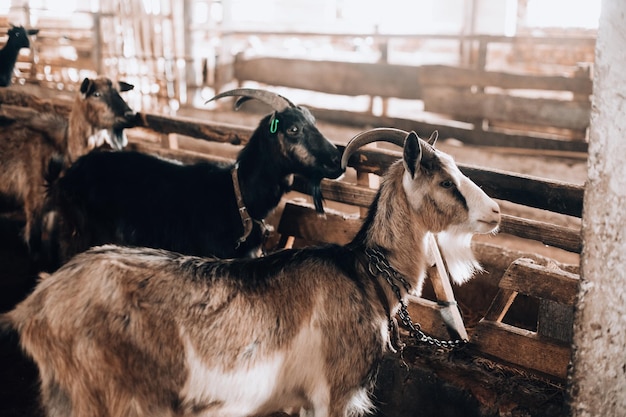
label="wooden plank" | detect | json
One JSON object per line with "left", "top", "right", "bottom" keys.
{"left": 294, "top": 176, "right": 377, "bottom": 209}
{"left": 499, "top": 214, "right": 582, "bottom": 253}
{"left": 234, "top": 56, "right": 422, "bottom": 99}
{"left": 538, "top": 301, "right": 574, "bottom": 343}
{"left": 499, "top": 258, "right": 579, "bottom": 305}
{"left": 276, "top": 201, "right": 362, "bottom": 245}
{"left": 418, "top": 65, "right": 593, "bottom": 95}
{"left": 136, "top": 112, "right": 254, "bottom": 145}
{"left": 308, "top": 107, "right": 589, "bottom": 153}
{"left": 128, "top": 140, "right": 232, "bottom": 166}
{"left": 471, "top": 320, "right": 571, "bottom": 380}
{"left": 483, "top": 288, "right": 518, "bottom": 322}
{"left": 422, "top": 87, "right": 591, "bottom": 130}
{"left": 223, "top": 31, "right": 595, "bottom": 47}
{"left": 405, "top": 295, "right": 452, "bottom": 341}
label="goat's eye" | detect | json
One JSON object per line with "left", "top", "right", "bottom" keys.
{"left": 440, "top": 180, "right": 454, "bottom": 189}
{"left": 93, "top": 91, "right": 102, "bottom": 98}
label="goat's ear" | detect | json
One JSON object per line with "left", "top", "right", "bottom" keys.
{"left": 27, "top": 29, "right": 39, "bottom": 35}
{"left": 427, "top": 130, "right": 438, "bottom": 146}
{"left": 80, "top": 78, "right": 95, "bottom": 96}
{"left": 118, "top": 81, "right": 134, "bottom": 92}
{"left": 420, "top": 139, "right": 439, "bottom": 172}
{"left": 403, "top": 131, "right": 422, "bottom": 178}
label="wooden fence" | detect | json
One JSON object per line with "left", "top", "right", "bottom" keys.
{"left": 204, "top": 32, "right": 594, "bottom": 155}
{"left": 223, "top": 54, "right": 592, "bottom": 153}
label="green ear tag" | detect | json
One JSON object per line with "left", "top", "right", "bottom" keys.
{"left": 270, "top": 117, "right": 279, "bottom": 133}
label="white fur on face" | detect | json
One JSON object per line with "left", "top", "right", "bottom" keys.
{"left": 432, "top": 152, "right": 499, "bottom": 284}
{"left": 438, "top": 152, "right": 500, "bottom": 235}
{"left": 87, "top": 129, "right": 128, "bottom": 151}
{"left": 432, "top": 231, "right": 484, "bottom": 284}
{"left": 402, "top": 147, "right": 500, "bottom": 285}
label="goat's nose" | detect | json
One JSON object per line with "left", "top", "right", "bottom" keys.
{"left": 491, "top": 200, "right": 501, "bottom": 214}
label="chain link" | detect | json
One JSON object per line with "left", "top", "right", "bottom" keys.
{"left": 365, "top": 247, "right": 468, "bottom": 350}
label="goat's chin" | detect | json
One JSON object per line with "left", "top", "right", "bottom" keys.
{"left": 435, "top": 231, "right": 483, "bottom": 285}
{"left": 110, "top": 128, "right": 129, "bottom": 150}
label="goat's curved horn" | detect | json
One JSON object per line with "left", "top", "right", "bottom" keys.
{"left": 205, "top": 88, "right": 294, "bottom": 112}
{"left": 341, "top": 128, "right": 409, "bottom": 170}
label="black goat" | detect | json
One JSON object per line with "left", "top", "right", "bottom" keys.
{"left": 46, "top": 88, "right": 343, "bottom": 263}
{"left": 0, "top": 25, "right": 39, "bottom": 87}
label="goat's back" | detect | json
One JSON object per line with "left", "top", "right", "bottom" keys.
{"left": 5, "top": 244, "right": 385, "bottom": 417}
{"left": 49, "top": 150, "right": 258, "bottom": 260}
{"left": 0, "top": 114, "right": 66, "bottom": 200}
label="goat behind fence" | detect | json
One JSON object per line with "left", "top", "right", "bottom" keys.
{"left": 45, "top": 88, "right": 343, "bottom": 263}
{"left": 0, "top": 76, "right": 136, "bottom": 267}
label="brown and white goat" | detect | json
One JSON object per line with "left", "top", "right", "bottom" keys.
{"left": 0, "top": 77, "right": 136, "bottom": 261}
{"left": 1, "top": 128, "right": 500, "bottom": 417}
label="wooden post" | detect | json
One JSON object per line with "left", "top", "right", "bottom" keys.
{"left": 92, "top": 12, "right": 102, "bottom": 75}
{"left": 568, "top": 0, "right": 626, "bottom": 415}
{"left": 428, "top": 234, "right": 468, "bottom": 341}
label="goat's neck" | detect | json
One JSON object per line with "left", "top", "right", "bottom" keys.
{"left": 357, "top": 165, "right": 430, "bottom": 304}
{"left": 0, "top": 41, "right": 20, "bottom": 65}
{"left": 236, "top": 148, "right": 293, "bottom": 220}
{"left": 65, "top": 101, "right": 98, "bottom": 163}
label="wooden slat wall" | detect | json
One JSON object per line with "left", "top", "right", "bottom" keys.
{"left": 228, "top": 51, "right": 593, "bottom": 149}
{"left": 233, "top": 58, "right": 593, "bottom": 102}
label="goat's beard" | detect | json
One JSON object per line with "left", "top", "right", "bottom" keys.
{"left": 434, "top": 231, "right": 483, "bottom": 285}
{"left": 88, "top": 128, "right": 128, "bottom": 151}
{"left": 310, "top": 181, "right": 325, "bottom": 214}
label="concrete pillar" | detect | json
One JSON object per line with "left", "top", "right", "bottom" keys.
{"left": 568, "top": 0, "right": 626, "bottom": 415}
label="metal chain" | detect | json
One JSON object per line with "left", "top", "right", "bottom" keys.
{"left": 365, "top": 247, "right": 468, "bottom": 350}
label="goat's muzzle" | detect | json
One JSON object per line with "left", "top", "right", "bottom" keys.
{"left": 321, "top": 154, "right": 344, "bottom": 180}
{"left": 115, "top": 111, "right": 140, "bottom": 129}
